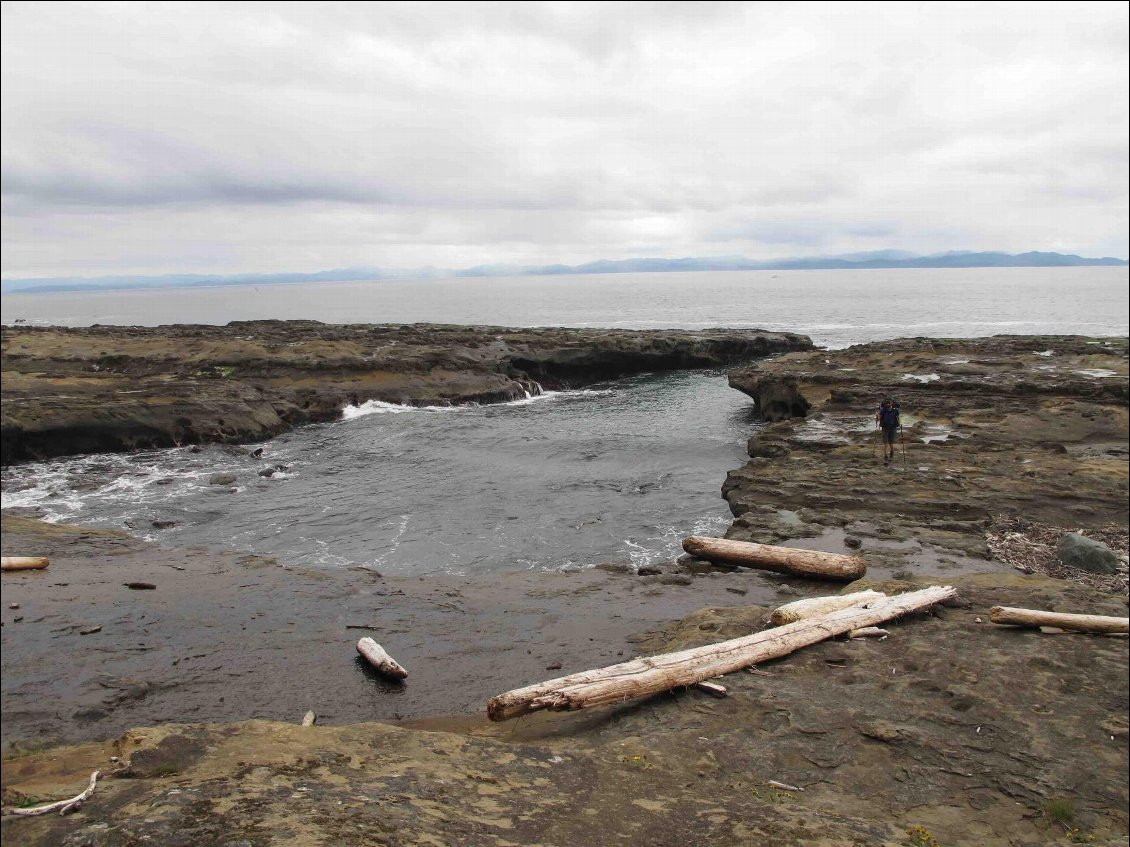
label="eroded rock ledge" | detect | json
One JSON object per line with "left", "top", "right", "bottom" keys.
{"left": 723, "top": 335, "right": 1129, "bottom": 581}
{"left": 1, "top": 321, "right": 811, "bottom": 463}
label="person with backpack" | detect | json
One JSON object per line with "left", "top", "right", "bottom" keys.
{"left": 875, "top": 398, "right": 901, "bottom": 465}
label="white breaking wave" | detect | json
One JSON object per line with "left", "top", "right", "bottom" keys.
{"left": 341, "top": 400, "right": 462, "bottom": 420}
{"left": 340, "top": 388, "right": 615, "bottom": 420}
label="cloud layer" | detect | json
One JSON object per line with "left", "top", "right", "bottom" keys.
{"left": 2, "top": 1, "right": 1127, "bottom": 277}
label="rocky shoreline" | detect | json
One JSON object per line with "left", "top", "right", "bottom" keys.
{"left": 720, "top": 335, "right": 1129, "bottom": 589}
{"left": 0, "top": 321, "right": 812, "bottom": 464}
{"left": 2, "top": 333, "right": 1128, "bottom": 847}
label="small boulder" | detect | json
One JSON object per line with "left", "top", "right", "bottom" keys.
{"left": 125, "top": 733, "right": 207, "bottom": 778}
{"left": 843, "top": 535, "right": 862, "bottom": 549}
{"left": 637, "top": 565, "right": 664, "bottom": 576}
{"left": 747, "top": 438, "right": 790, "bottom": 459}
{"left": 1056, "top": 533, "right": 1120, "bottom": 574}
{"left": 209, "top": 472, "right": 237, "bottom": 486}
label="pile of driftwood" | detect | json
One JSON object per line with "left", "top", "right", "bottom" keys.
{"left": 326, "top": 536, "right": 1130, "bottom": 719}
{"left": 485, "top": 536, "right": 1129, "bottom": 722}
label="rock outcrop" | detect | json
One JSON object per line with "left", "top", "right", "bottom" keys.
{"left": 722, "top": 335, "right": 1129, "bottom": 587}
{"left": 1, "top": 322, "right": 811, "bottom": 463}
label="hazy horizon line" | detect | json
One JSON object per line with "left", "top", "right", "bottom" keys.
{"left": 2, "top": 248, "right": 1127, "bottom": 294}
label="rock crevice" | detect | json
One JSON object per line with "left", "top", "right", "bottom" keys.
{"left": 1, "top": 321, "right": 812, "bottom": 463}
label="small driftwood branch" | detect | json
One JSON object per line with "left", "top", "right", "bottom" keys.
{"left": 487, "top": 585, "right": 955, "bottom": 721}
{"left": 768, "top": 780, "right": 804, "bottom": 792}
{"left": 693, "top": 681, "right": 728, "bottom": 698}
{"left": 682, "top": 536, "right": 865, "bottom": 581}
{"left": 1, "top": 557, "right": 49, "bottom": 572}
{"left": 849, "top": 627, "right": 889, "bottom": 639}
{"left": 990, "top": 606, "right": 1129, "bottom": 634}
{"left": 770, "top": 590, "right": 886, "bottom": 625}
{"left": 356, "top": 637, "right": 408, "bottom": 679}
{"left": 2, "top": 771, "right": 100, "bottom": 817}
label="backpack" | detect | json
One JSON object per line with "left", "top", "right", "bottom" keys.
{"left": 879, "top": 405, "right": 900, "bottom": 429}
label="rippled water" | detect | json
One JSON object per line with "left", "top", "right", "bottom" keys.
{"left": 2, "top": 372, "right": 756, "bottom": 573}
{"left": 4, "top": 266, "right": 1127, "bottom": 348}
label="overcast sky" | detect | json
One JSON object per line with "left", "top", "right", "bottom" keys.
{"left": 2, "top": 1, "right": 1127, "bottom": 279}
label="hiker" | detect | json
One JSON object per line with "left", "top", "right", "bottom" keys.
{"left": 875, "top": 397, "right": 901, "bottom": 465}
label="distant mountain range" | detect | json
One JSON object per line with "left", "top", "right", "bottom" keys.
{"left": 2, "top": 250, "right": 1125, "bottom": 294}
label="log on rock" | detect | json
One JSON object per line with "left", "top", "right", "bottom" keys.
{"left": 1, "top": 556, "right": 49, "bottom": 571}
{"left": 1, "top": 771, "right": 100, "bottom": 816}
{"left": 682, "top": 536, "right": 865, "bottom": 581}
{"left": 487, "top": 585, "right": 954, "bottom": 721}
{"left": 356, "top": 637, "right": 408, "bottom": 679}
{"left": 770, "top": 590, "right": 886, "bottom": 625}
{"left": 990, "top": 606, "right": 1129, "bottom": 634}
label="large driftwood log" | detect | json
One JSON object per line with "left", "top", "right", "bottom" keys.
{"left": 487, "top": 585, "right": 955, "bottom": 721}
{"left": 1, "top": 771, "right": 100, "bottom": 816}
{"left": 770, "top": 590, "right": 886, "bottom": 625}
{"left": 1, "top": 557, "right": 49, "bottom": 571}
{"left": 356, "top": 637, "right": 408, "bottom": 679}
{"left": 990, "top": 606, "right": 1129, "bottom": 634}
{"left": 682, "top": 536, "right": 865, "bottom": 581}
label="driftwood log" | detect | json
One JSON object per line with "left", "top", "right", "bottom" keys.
{"left": 682, "top": 536, "right": 865, "bottom": 581}
{"left": 1, "top": 771, "right": 100, "bottom": 816}
{"left": 356, "top": 638, "right": 408, "bottom": 679}
{"left": 487, "top": 585, "right": 955, "bottom": 721}
{"left": 770, "top": 590, "right": 886, "bottom": 625}
{"left": 990, "top": 606, "right": 1129, "bottom": 634}
{"left": 1, "top": 557, "right": 49, "bottom": 571}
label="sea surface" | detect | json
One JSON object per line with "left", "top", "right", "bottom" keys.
{"left": 2, "top": 267, "right": 1127, "bottom": 574}
{"left": 3, "top": 266, "right": 1127, "bottom": 349}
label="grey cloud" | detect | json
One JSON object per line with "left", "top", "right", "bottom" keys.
{"left": 1, "top": 1, "right": 1126, "bottom": 278}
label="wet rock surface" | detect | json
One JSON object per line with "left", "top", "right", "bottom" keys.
{"left": 1, "top": 321, "right": 811, "bottom": 463}
{"left": 2, "top": 334, "right": 1128, "bottom": 846}
{"left": 2, "top": 572, "right": 1126, "bottom": 847}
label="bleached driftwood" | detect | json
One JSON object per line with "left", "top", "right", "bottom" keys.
{"left": 356, "top": 638, "right": 408, "bottom": 679}
{"left": 487, "top": 585, "right": 955, "bottom": 721}
{"left": 770, "top": 590, "right": 886, "bottom": 625}
{"left": 768, "top": 780, "right": 803, "bottom": 792}
{"left": 682, "top": 536, "right": 865, "bottom": 581}
{"left": 693, "top": 681, "right": 728, "bottom": 698}
{"left": 301, "top": 710, "right": 316, "bottom": 727}
{"left": 990, "top": 606, "right": 1129, "bottom": 634}
{"left": 848, "top": 627, "right": 889, "bottom": 639}
{"left": 1, "top": 557, "right": 49, "bottom": 571}
{"left": 1, "top": 771, "right": 100, "bottom": 817}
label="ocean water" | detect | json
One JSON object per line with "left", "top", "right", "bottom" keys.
{"left": 2, "top": 267, "right": 1127, "bottom": 573}
{"left": 2, "top": 374, "right": 749, "bottom": 574}
{"left": 3, "top": 266, "right": 1127, "bottom": 348}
